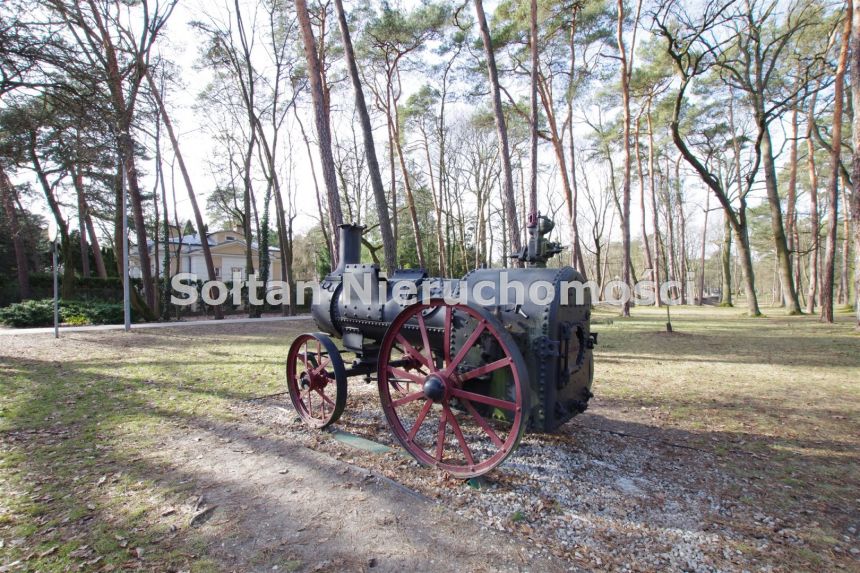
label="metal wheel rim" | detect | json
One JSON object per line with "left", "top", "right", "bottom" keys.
{"left": 377, "top": 300, "right": 529, "bottom": 478}
{"left": 286, "top": 333, "right": 347, "bottom": 428}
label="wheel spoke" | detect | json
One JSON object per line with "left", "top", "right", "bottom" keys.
{"left": 445, "top": 321, "right": 486, "bottom": 375}
{"left": 388, "top": 366, "right": 425, "bottom": 385}
{"left": 417, "top": 313, "right": 432, "bottom": 366}
{"left": 458, "top": 357, "right": 512, "bottom": 383}
{"left": 408, "top": 399, "right": 433, "bottom": 441}
{"left": 461, "top": 398, "right": 505, "bottom": 448}
{"left": 376, "top": 303, "right": 525, "bottom": 477}
{"left": 444, "top": 404, "right": 475, "bottom": 465}
{"left": 316, "top": 388, "right": 334, "bottom": 406}
{"left": 396, "top": 334, "right": 432, "bottom": 370}
{"left": 443, "top": 306, "right": 452, "bottom": 363}
{"left": 435, "top": 410, "right": 447, "bottom": 461}
{"left": 392, "top": 390, "right": 425, "bottom": 407}
{"left": 301, "top": 340, "right": 311, "bottom": 367}
{"left": 450, "top": 387, "right": 517, "bottom": 412}
{"left": 288, "top": 334, "right": 344, "bottom": 429}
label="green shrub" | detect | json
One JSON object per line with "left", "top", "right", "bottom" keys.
{"left": 63, "top": 314, "right": 89, "bottom": 326}
{"left": 0, "top": 299, "right": 54, "bottom": 327}
{"left": 0, "top": 299, "right": 130, "bottom": 328}
{"left": 59, "top": 300, "right": 126, "bottom": 325}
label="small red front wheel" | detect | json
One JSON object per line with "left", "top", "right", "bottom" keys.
{"left": 286, "top": 333, "right": 347, "bottom": 428}
{"left": 377, "top": 300, "right": 530, "bottom": 478}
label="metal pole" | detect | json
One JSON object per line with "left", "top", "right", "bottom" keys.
{"left": 52, "top": 240, "right": 59, "bottom": 339}
{"left": 121, "top": 155, "right": 131, "bottom": 332}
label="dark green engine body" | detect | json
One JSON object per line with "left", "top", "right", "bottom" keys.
{"left": 462, "top": 267, "right": 594, "bottom": 432}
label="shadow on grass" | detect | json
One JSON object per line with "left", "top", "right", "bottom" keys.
{"left": 0, "top": 352, "right": 545, "bottom": 572}
{"left": 596, "top": 326, "right": 860, "bottom": 369}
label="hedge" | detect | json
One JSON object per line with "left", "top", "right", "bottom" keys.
{"left": 0, "top": 299, "right": 133, "bottom": 328}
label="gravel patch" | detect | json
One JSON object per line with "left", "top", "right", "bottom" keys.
{"left": 233, "top": 383, "right": 846, "bottom": 572}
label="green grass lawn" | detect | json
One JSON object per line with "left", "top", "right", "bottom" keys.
{"left": 590, "top": 304, "right": 859, "bottom": 568}
{"left": 0, "top": 324, "right": 299, "bottom": 572}
{"left": 0, "top": 306, "right": 857, "bottom": 571}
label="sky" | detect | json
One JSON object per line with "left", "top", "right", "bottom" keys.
{"left": 149, "top": 0, "right": 716, "bottom": 245}
{"left": 9, "top": 0, "right": 799, "bottom": 265}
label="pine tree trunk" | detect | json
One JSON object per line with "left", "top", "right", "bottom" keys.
{"left": 30, "top": 135, "right": 75, "bottom": 300}
{"left": 158, "top": 143, "right": 170, "bottom": 319}
{"left": 786, "top": 104, "right": 799, "bottom": 307}
{"left": 117, "top": 129, "right": 155, "bottom": 309}
{"left": 616, "top": 0, "right": 632, "bottom": 315}
{"left": 474, "top": 0, "right": 523, "bottom": 261}
{"left": 839, "top": 181, "right": 851, "bottom": 306}
{"left": 79, "top": 0, "right": 157, "bottom": 310}
{"left": 392, "top": 123, "right": 426, "bottom": 268}
{"left": 567, "top": 10, "right": 586, "bottom": 274}
{"left": 822, "top": 5, "right": 851, "bottom": 323}
{"left": 852, "top": 0, "right": 860, "bottom": 329}
{"left": 720, "top": 215, "right": 733, "bottom": 306}
{"left": 0, "top": 166, "right": 30, "bottom": 299}
{"left": 296, "top": 0, "right": 343, "bottom": 263}
{"left": 734, "top": 223, "right": 759, "bottom": 315}
{"left": 636, "top": 114, "right": 654, "bottom": 276}
{"left": 294, "top": 111, "right": 332, "bottom": 264}
{"left": 647, "top": 108, "right": 662, "bottom": 305}
{"left": 675, "top": 158, "right": 688, "bottom": 304}
{"left": 73, "top": 169, "right": 90, "bottom": 277}
{"left": 334, "top": 0, "right": 396, "bottom": 274}
{"left": 84, "top": 206, "right": 107, "bottom": 278}
{"left": 529, "top": 0, "right": 538, "bottom": 219}
{"left": 537, "top": 74, "right": 577, "bottom": 263}
{"left": 146, "top": 70, "right": 223, "bottom": 319}
{"left": 697, "top": 191, "right": 709, "bottom": 305}
{"left": 807, "top": 99, "right": 821, "bottom": 314}
{"left": 729, "top": 93, "right": 760, "bottom": 316}
{"left": 760, "top": 125, "right": 801, "bottom": 314}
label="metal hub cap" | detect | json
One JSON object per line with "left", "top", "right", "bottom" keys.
{"left": 422, "top": 374, "right": 446, "bottom": 402}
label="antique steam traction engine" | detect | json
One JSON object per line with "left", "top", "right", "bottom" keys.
{"left": 286, "top": 215, "right": 596, "bottom": 478}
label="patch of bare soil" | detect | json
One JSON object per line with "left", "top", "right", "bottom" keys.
{"left": 148, "top": 416, "right": 564, "bottom": 573}
{"left": 234, "top": 384, "right": 858, "bottom": 573}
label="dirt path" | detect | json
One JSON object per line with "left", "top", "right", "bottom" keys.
{"left": 149, "top": 417, "right": 565, "bottom": 573}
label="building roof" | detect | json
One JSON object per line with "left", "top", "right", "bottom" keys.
{"left": 149, "top": 232, "right": 280, "bottom": 253}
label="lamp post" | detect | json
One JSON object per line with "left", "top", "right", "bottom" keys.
{"left": 47, "top": 219, "right": 59, "bottom": 338}
{"left": 119, "top": 153, "right": 130, "bottom": 332}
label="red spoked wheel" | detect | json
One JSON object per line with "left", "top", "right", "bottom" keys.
{"left": 286, "top": 333, "right": 347, "bottom": 428}
{"left": 377, "top": 300, "right": 530, "bottom": 478}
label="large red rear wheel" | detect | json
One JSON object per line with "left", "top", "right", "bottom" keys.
{"left": 377, "top": 301, "right": 529, "bottom": 478}
{"left": 287, "top": 333, "right": 347, "bottom": 428}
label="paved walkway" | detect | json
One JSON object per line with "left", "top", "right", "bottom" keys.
{"left": 0, "top": 314, "right": 312, "bottom": 336}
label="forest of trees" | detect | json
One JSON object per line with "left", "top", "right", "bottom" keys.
{"left": 0, "top": 0, "right": 858, "bottom": 326}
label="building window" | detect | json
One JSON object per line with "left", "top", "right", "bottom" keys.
{"left": 231, "top": 266, "right": 244, "bottom": 279}
{"left": 226, "top": 236, "right": 235, "bottom": 241}
{"left": 215, "top": 267, "right": 221, "bottom": 277}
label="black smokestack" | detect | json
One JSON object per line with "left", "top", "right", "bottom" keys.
{"left": 333, "top": 224, "right": 364, "bottom": 275}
